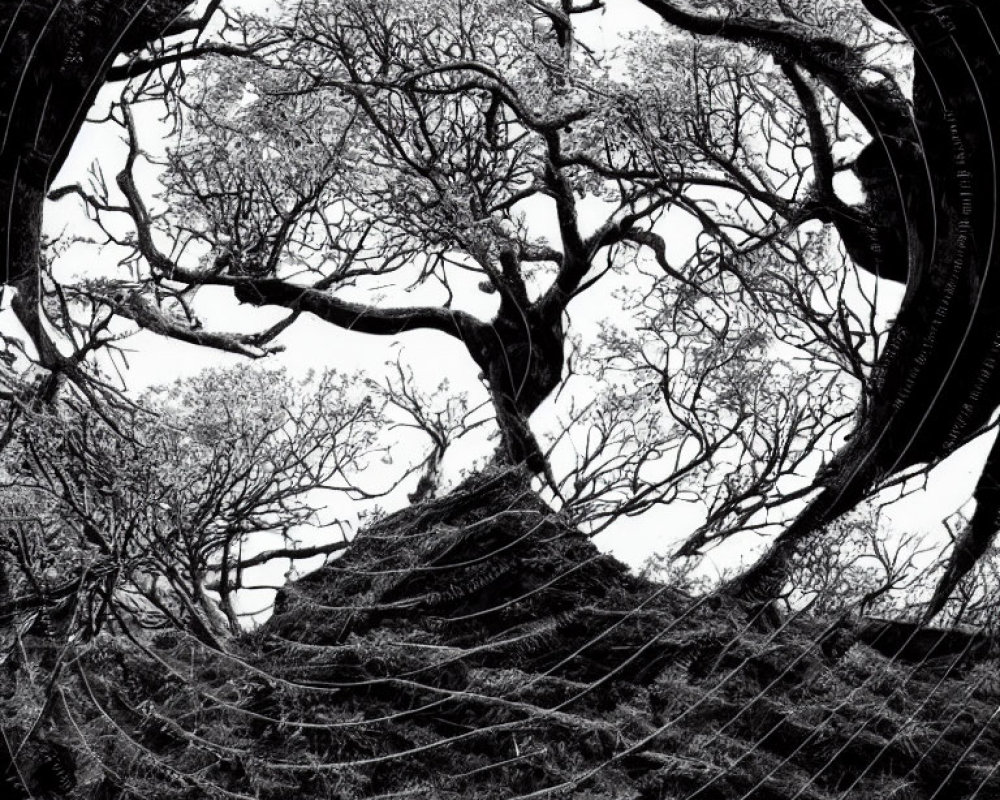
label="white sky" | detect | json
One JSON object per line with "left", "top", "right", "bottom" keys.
{"left": 2, "top": 0, "right": 990, "bottom": 614}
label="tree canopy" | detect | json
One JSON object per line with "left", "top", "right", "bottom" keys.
{"left": 3, "top": 0, "right": 1000, "bottom": 795}
{"left": 17, "top": 0, "right": 990, "bottom": 604}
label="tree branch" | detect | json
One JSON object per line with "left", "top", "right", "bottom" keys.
{"left": 233, "top": 279, "right": 481, "bottom": 339}
{"left": 634, "top": 0, "right": 914, "bottom": 141}
{"left": 107, "top": 42, "right": 264, "bottom": 82}
{"left": 207, "top": 540, "right": 350, "bottom": 575}
{"left": 102, "top": 290, "right": 286, "bottom": 359}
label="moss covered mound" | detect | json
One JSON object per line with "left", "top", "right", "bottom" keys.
{"left": 65, "top": 468, "right": 1000, "bottom": 799}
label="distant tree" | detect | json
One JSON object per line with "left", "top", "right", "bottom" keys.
{"left": 782, "top": 505, "right": 933, "bottom": 617}
{"left": 552, "top": 238, "right": 858, "bottom": 544}
{"left": 367, "top": 355, "right": 493, "bottom": 504}
{"left": 0, "top": 364, "right": 385, "bottom": 648}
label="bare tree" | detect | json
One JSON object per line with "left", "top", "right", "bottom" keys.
{"left": 549, "top": 234, "right": 859, "bottom": 547}
{"left": 61, "top": 0, "right": 670, "bottom": 480}
{"left": 0, "top": 364, "right": 386, "bottom": 646}
{"left": 13, "top": 0, "right": 1000, "bottom": 616}
{"left": 782, "top": 504, "right": 934, "bottom": 617}
{"left": 367, "top": 355, "right": 493, "bottom": 503}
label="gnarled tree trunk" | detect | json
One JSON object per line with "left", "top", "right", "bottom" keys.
{"left": 468, "top": 299, "right": 566, "bottom": 473}
{"left": 1, "top": 0, "right": 194, "bottom": 352}
{"left": 730, "top": 0, "right": 1000, "bottom": 602}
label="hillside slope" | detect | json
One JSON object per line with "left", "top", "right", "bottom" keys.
{"left": 8, "top": 467, "right": 1000, "bottom": 799}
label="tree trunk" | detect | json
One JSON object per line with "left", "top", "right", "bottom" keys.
{"left": 731, "top": 0, "right": 1000, "bottom": 600}
{"left": 925, "top": 430, "right": 1000, "bottom": 621}
{"left": 470, "top": 303, "right": 565, "bottom": 472}
{"left": 1, "top": 0, "right": 193, "bottom": 328}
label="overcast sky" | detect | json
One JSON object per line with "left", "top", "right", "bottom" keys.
{"left": 5, "top": 0, "right": 993, "bottom": 617}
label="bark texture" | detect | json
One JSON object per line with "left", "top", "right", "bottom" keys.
{"left": 730, "top": 0, "right": 1000, "bottom": 601}
{"left": 1, "top": 0, "right": 192, "bottom": 289}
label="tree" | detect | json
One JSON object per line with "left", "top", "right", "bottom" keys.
{"left": 0, "top": 361, "right": 405, "bottom": 797}
{"left": 12, "top": 0, "right": 1000, "bottom": 621}
{"left": 69, "top": 0, "right": 677, "bottom": 478}
{"left": 558, "top": 228, "right": 859, "bottom": 546}
{"left": 58, "top": 0, "right": 875, "bottom": 573}
{"left": 5, "top": 2, "right": 1000, "bottom": 796}
{"left": 598, "top": 0, "right": 1000, "bottom": 605}
{"left": 1, "top": 364, "right": 385, "bottom": 647}
{"left": 367, "top": 355, "right": 493, "bottom": 503}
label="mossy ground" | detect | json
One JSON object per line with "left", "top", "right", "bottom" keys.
{"left": 15, "top": 467, "right": 1000, "bottom": 799}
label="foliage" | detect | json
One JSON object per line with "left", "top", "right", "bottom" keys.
{"left": 0, "top": 364, "right": 385, "bottom": 644}
{"left": 4, "top": 0, "right": 1000, "bottom": 794}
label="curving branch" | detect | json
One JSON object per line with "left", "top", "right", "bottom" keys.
{"left": 232, "top": 278, "right": 481, "bottom": 339}
{"left": 207, "top": 540, "right": 350, "bottom": 574}
{"left": 97, "top": 289, "right": 287, "bottom": 359}
{"left": 633, "top": 0, "right": 914, "bottom": 141}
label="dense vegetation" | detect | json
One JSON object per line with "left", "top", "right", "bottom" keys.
{"left": 3, "top": 0, "right": 1000, "bottom": 796}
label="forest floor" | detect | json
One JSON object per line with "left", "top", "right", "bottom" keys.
{"left": 14, "top": 466, "right": 1000, "bottom": 799}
